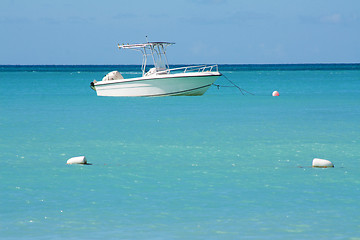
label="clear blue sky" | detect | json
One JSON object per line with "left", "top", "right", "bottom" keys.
{"left": 1, "top": 0, "right": 359, "bottom": 64}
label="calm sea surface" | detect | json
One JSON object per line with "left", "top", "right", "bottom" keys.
{"left": 1, "top": 64, "right": 360, "bottom": 239}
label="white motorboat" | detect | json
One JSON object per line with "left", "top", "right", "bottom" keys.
{"left": 90, "top": 41, "right": 222, "bottom": 97}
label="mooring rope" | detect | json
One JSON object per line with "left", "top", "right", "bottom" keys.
{"left": 213, "top": 74, "right": 254, "bottom": 95}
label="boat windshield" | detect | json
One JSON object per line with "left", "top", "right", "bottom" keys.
{"left": 118, "top": 42, "right": 175, "bottom": 76}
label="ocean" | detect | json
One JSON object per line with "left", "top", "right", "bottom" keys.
{"left": 1, "top": 64, "right": 359, "bottom": 239}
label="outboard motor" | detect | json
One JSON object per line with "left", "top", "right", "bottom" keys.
{"left": 90, "top": 81, "right": 96, "bottom": 91}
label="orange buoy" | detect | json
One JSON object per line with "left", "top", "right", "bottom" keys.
{"left": 272, "top": 91, "right": 280, "bottom": 96}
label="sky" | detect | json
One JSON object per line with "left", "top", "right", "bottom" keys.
{"left": 0, "top": 0, "right": 359, "bottom": 64}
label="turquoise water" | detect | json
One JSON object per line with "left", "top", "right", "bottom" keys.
{"left": 1, "top": 64, "right": 360, "bottom": 239}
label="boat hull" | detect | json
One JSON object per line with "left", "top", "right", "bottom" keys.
{"left": 92, "top": 72, "right": 221, "bottom": 97}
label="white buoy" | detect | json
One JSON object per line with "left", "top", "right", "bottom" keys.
{"left": 272, "top": 91, "right": 280, "bottom": 96}
{"left": 67, "top": 156, "right": 87, "bottom": 165}
{"left": 312, "top": 158, "right": 334, "bottom": 168}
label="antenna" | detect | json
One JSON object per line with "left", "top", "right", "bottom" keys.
{"left": 146, "top": 35, "right": 149, "bottom": 43}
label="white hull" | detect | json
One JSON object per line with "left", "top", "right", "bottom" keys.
{"left": 93, "top": 72, "right": 221, "bottom": 97}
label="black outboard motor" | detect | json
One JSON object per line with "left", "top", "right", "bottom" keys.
{"left": 90, "top": 81, "right": 96, "bottom": 91}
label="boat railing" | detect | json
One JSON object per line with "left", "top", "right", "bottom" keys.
{"left": 156, "top": 64, "right": 219, "bottom": 75}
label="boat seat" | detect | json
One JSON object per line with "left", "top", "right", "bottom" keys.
{"left": 102, "top": 71, "right": 124, "bottom": 81}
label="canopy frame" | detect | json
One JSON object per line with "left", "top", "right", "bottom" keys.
{"left": 118, "top": 42, "right": 175, "bottom": 76}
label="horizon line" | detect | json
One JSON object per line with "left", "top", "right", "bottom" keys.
{"left": 1, "top": 62, "right": 360, "bottom": 66}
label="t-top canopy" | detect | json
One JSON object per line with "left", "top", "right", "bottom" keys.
{"left": 118, "top": 42, "right": 175, "bottom": 49}
{"left": 116, "top": 41, "right": 175, "bottom": 76}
